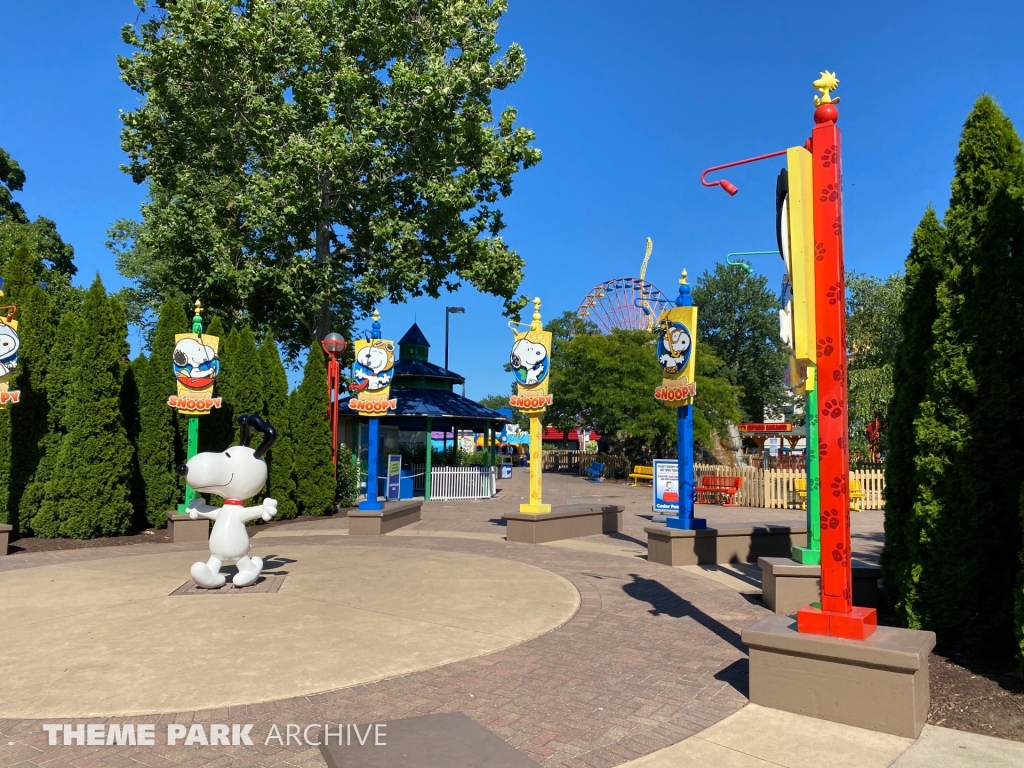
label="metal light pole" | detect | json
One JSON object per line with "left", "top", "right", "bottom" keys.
{"left": 321, "top": 332, "right": 348, "bottom": 481}
{"left": 445, "top": 306, "right": 464, "bottom": 370}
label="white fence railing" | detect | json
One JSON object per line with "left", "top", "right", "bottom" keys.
{"left": 429, "top": 466, "right": 496, "bottom": 501}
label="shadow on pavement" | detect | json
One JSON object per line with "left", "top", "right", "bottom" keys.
{"left": 622, "top": 573, "right": 748, "bottom": 654}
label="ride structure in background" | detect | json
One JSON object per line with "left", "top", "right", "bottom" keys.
{"left": 577, "top": 238, "right": 675, "bottom": 333}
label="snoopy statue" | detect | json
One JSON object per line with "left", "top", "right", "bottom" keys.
{"left": 177, "top": 415, "right": 279, "bottom": 588}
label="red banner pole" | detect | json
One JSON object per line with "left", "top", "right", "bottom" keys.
{"left": 796, "top": 96, "right": 876, "bottom": 640}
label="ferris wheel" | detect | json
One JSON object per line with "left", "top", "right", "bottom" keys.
{"left": 576, "top": 239, "right": 675, "bottom": 333}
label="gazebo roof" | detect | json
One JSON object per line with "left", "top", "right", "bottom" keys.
{"left": 398, "top": 322, "right": 431, "bottom": 347}
{"left": 392, "top": 358, "right": 464, "bottom": 384}
{"left": 339, "top": 387, "right": 508, "bottom": 429}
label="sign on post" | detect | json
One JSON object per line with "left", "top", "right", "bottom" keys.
{"left": 386, "top": 454, "right": 402, "bottom": 501}
{"left": 653, "top": 459, "right": 679, "bottom": 513}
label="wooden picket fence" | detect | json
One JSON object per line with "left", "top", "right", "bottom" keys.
{"left": 694, "top": 463, "right": 886, "bottom": 510}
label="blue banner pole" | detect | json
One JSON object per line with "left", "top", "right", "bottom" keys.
{"left": 667, "top": 402, "right": 705, "bottom": 530}
{"left": 360, "top": 417, "right": 383, "bottom": 511}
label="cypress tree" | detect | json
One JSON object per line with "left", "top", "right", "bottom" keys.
{"left": 22, "top": 309, "right": 79, "bottom": 533}
{"left": 259, "top": 336, "right": 297, "bottom": 518}
{"left": 35, "top": 277, "right": 135, "bottom": 538}
{"left": 228, "top": 326, "right": 264, "bottom": 446}
{"left": 907, "top": 96, "right": 1024, "bottom": 659}
{"left": 290, "top": 344, "right": 334, "bottom": 516}
{"left": 881, "top": 208, "right": 948, "bottom": 621}
{"left": 137, "top": 299, "right": 188, "bottom": 526}
{"left": 122, "top": 355, "right": 146, "bottom": 525}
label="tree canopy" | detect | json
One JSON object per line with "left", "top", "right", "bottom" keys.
{"left": 691, "top": 265, "right": 789, "bottom": 421}
{"left": 112, "top": 0, "right": 540, "bottom": 357}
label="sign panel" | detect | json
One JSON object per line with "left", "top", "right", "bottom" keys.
{"left": 349, "top": 337, "right": 397, "bottom": 415}
{"left": 0, "top": 310, "right": 20, "bottom": 408}
{"left": 654, "top": 304, "right": 698, "bottom": 405}
{"left": 386, "top": 454, "right": 402, "bottom": 501}
{"left": 509, "top": 299, "right": 553, "bottom": 415}
{"left": 171, "top": 333, "right": 221, "bottom": 415}
{"left": 653, "top": 459, "right": 680, "bottom": 513}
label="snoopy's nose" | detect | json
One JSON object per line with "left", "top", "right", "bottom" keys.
{"left": 175, "top": 464, "right": 188, "bottom": 477}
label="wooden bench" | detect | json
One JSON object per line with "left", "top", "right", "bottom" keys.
{"left": 696, "top": 476, "right": 742, "bottom": 506}
{"left": 794, "top": 477, "right": 866, "bottom": 511}
{"left": 583, "top": 461, "right": 605, "bottom": 482}
{"left": 629, "top": 465, "right": 653, "bottom": 486}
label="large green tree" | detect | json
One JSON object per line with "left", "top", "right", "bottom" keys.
{"left": 901, "top": 96, "right": 1024, "bottom": 661}
{"left": 137, "top": 299, "right": 189, "bottom": 526}
{"left": 0, "top": 146, "right": 76, "bottom": 277}
{"left": 845, "top": 270, "right": 905, "bottom": 457}
{"left": 199, "top": 315, "right": 233, "bottom": 452}
{"left": 545, "top": 324, "right": 741, "bottom": 464}
{"left": 227, "top": 326, "right": 265, "bottom": 446}
{"left": 259, "top": 336, "right": 297, "bottom": 518}
{"left": 35, "top": 277, "right": 136, "bottom": 538}
{"left": 692, "top": 265, "right": 789, "bottom": 421}
{"left": 881, "top": 209, "right": 948, "bottom": 625}
{"left": 111, "top": 0, "right": 540, "bottom": 358}
{"left": 290, "top": 344, "right": 334, "bottom": 515}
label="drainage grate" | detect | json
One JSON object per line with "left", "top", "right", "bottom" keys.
{"left": 170, "top": 574, "right": 286, "bottom": 595}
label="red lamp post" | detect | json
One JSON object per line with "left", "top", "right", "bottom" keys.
{"left": 321, "top": 332, "right": 348, "bottom": 479}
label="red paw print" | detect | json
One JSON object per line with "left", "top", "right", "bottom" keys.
{"left": 838, "top": 436, "right": 848, "bottom": 450}
{"left": 814, "top": 241, "right": 827, "bottom": 261}
{"left": 832, "top": 369, "right": 843, "bottom": 382}
{"left": 817, "top": 336, "right": 834, "bottom": 357}
{"left": 833, "top": 216, "right": 842, "bottom": 237}
{"left": 820, "top": 145, "right": 837, "bottom": 168}
{"left": 822, "top": 507, "right": 841, "bottom": 530}
{"left": 819, "top": 184, "right": 839, "bottom": 203}
{"left": 826, "top": 282, "right": 842, "bottom": 305}
{"left": 831, "top": 542, "right": 848, "bottom": 566}
{"left": 819, "top": 440, "right": 828, "bottom": 457}
{"left": 830, "top": 476, "right": 847, "bottom": 497}
{"left": 822, "top": 398, "right": 843, "bottom": 419}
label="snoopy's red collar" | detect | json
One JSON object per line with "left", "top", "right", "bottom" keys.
{"left": 222, "top": 499, "right": 245, "bottom": 506}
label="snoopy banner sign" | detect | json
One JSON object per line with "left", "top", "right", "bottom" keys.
{"left": 0, "top": 307, "right": 20, "bottom": 408}
{"left": 170, "top": 333, "right": 222, "bottom": 414}
{"left": 654, "top": 303, "right": 697, "bottom": 405}
{"left": 348, "top": 337, "right": 396, "bottom": 415}
{"left": 509, "top": 297, "right": 553, "bottom": 414}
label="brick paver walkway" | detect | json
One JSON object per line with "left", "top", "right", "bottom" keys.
{"left": 0, "top": 471, "right": 885, "bottom": 767}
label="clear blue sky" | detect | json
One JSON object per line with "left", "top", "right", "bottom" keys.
{"left": 3, "top": 1, "right": 1023, "bottom": 396}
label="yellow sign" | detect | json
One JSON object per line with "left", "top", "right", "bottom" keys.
{"left": 0, "top": 300, "right": 21, "bottom": 408}
{"left": 779, "top": 146, "right": 817, "bottom": 387}
{"left": 348, "top": 314, "right": 396, "bottom": 417}
{"left": 509, "top": 297, "right": 552, "bottom": 415}
{"left": 172, "top": 332, "right": 221, "bottom": 415}
{"left": 654, "top": 276, "right": 697, "bottom": 406}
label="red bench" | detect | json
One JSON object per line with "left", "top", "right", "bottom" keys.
{"left": 696, "top": 476, "right": 743, "bottom": 507}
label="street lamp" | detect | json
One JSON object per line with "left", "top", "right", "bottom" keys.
{"left": 445, "top": 306, "right": 464, "bottom": 370}
{"left": 321, "top": 332, "right": 348, "bottom": 480}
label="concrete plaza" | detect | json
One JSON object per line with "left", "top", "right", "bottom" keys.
{"left": 1, "top": 470, "right": 1019, "bottom": 767}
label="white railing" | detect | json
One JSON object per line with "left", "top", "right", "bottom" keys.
{"left": 430, "top": 466, "right": 496, "bottom": 501}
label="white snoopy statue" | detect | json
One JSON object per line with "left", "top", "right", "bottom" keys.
{"left": 177, "top": 415, "right": 279, "bottom": 588}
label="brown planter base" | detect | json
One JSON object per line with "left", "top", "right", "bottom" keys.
{"left": 759, "top": 556, "right": 881, "bottom": 615}
{"left": 165, "top": 511, "right": 209, "bottom": 543}
{"left": 645, "top": 521, "right": 806, "bottom": 566}
{"left": 504, "top": 504, "right": 623, "bottom": 544}
{"left": 0, "top": 522, "right": 11, "bottom": 556}
{"left": 743, "top": 614, "right": 935, "bottom": 738}
{"left": 349, "top": 500, "right": 423, "bottom": 536}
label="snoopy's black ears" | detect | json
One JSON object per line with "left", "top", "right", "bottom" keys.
{"left": 237, "top": 415, "right": 278, "bottom": 459}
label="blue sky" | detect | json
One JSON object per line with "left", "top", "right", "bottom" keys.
{"left": 3, "top": 1, "right": 1024, "bottom": 396}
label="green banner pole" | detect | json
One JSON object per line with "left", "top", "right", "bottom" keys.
{"left": 793, "top": 366, "right": 821, "bottom": 564}
{"left": 176, "top": 301, "right": 206, "bottom": 513}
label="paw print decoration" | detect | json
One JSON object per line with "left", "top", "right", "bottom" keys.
{"left": 820, "top": 145, "right": 838, "bottom": 168}
{"left": 822, "top": 506, "right": 841, "bottom": 530}
{"left": 814, "top": 241, "right": 827, "bottom": 261}
{"left": 816, "top": 336, "right": 835, "bottom": 357}
{"left": 826, "top": 283, "right": 842, "bottom": 305}
{"left": 822, "top": 398, "right": 844, "bottom": 419}
{"left": 830, "top": 476, "right": 847, "bottom": 497}
{"left": 830, "top": 541, "right": 849, "bottom": 567}
{"left": 819, "top": 184, "right": 839, "bottom": 203}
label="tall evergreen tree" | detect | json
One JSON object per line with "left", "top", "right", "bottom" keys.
{"left": 34, "top": 277, "right": 136, "bottom": 538}
{"left": 21, "top": 309, "right": 80, "bottom": 533}
{"left": 259, "top": 336, "right": 297, "bottom": 518}
{"left": 228, "top": 326, "right": 264, "bottom": 446}
{"left": 881, "top": 209, "right": 948, "bottom": 621}
{"left": 290, "top": 344, "right": 334, "bottom": 516}
{"left": 905, "top": 96, "right": 1024, "bottom": 659}
{"left": 137, "top": 299, "right": 189, "bottom": 526}
{"left": 122, "top": 355, "right": 146, "bottom": 525}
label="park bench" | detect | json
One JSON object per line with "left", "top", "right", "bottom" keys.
{"left": 583, "top": 461, "right": 605, "bottom": 482}
{"left": 696, "top": 475, "right": 742, "bottom": 506}
{"left": 795, "top": 477, "right": 867, "bottom": 511}
{"left": 629, "top": 465, "right": 653, "bottom": 486}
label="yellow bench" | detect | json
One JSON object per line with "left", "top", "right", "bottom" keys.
{"left": 794, "top": 477, "right": 867, "bottom": 511}
{"left": 629, "top": 465, "right": 653, "bottom": 486}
